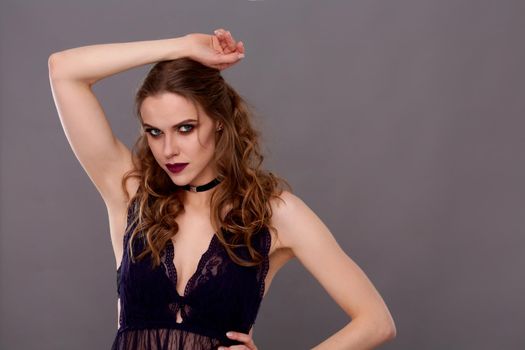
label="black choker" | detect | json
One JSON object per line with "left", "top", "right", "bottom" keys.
{"left": 180, "top": 177, "right": 222, "bottom": 192}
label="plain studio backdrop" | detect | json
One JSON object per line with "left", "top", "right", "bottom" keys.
{"left": 1, "top": 1, "right": 524, "bottom": 349}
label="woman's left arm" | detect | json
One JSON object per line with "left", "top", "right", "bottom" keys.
{"left": 273, "top": 191, "right": 397, "bottom": 349}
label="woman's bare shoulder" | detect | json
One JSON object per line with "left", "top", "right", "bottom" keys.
{"left": 268, "top": 190, "right": 329, "bottom": 254}
{"left": 267, "top": 190, "right": 301, "bottom": 254}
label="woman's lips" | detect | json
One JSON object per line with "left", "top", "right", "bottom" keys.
{"left": 166, "top": 163, "right": 189, "bottom": 173}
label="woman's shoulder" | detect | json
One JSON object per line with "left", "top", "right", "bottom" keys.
{"left": 269, "top": 189, "right": 298, "bottom": 208}
{"left": 269, "top": 189, "right": 332, "bottom": 252}
{"left": 267, "top": 190, "right": 305, "bottom": 253}
{"left": 269, "top": 189, "right": 304, "bottom": 220}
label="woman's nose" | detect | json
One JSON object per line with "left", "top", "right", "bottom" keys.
{"left": 163, "top": 135, "right": 179, "bottom": 158}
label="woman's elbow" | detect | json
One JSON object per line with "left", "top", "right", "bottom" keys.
{"left": 376, "top": 304, "right": 397, "bottom": 342}
{"left": 384, "top": 323, "right": 397, "bottom": 340}
{"left": 368, "top": 311, "right": 397, "bottom": 345}
{"left": 378, "top": 320, "right": 397, "bottom": 344}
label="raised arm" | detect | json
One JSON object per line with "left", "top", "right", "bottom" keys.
{"left": 48, "top": 31, "right": 244, "bottom": 206}
{"left": 47, "top": 37, "right": 190, "bottom": 207}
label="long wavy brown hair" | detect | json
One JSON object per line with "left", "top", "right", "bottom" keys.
{"left": 120, "top": 57, "right": 292, "bottom": 270}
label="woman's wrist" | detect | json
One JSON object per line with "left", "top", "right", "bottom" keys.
{"left": 164, "top": 35, "right": 192, "bottom": 61}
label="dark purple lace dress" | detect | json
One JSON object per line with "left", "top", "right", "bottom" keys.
{"left": 112, "top": 196, "right": 271, "bottom": 350}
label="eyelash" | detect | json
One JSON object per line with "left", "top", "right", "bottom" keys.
{"left": 145, "top": 124, "right": 194, "bottom": 137}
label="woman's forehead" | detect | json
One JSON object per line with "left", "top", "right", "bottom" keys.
{"left": 141, "top": 92, "right": 195, "bottom": 117}
{"left": 141, "top": 93, "right": 214, "bottom": 125}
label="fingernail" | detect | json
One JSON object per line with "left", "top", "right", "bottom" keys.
{"left": 238, "top": 53, "right": 245, "bottom": 59}
{"left": 226, "top": 331, "right": 233, "bottom": 337}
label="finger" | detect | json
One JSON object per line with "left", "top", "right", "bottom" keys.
{"left": 211, "top": 36, "right": 224, "bottom": 53}
{"left": 213, "top": 29, "right": 227, "bottom": 40}
{"left": 218, "top": 32, "right": 235, "bottom": 53}
{"left": 237, "top": 41, "right": 245, "bottom": 54}
{"left": 216, "top": 33, "right": 229, "bottom": 52}
{"left": 215, "top": 28, "right": 229, "bottom": 42}
{"left": 225, "top": 31, "right": 237, "bottom": 51}
{"left": 226, "top": 332, "right": 254, "bottom": 346}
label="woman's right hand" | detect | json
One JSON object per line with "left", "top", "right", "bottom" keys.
{"left": 184, "top": 28, "right": 245, "bottom": 71}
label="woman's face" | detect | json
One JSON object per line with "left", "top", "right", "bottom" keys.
{"left": 140, "top": 92, "right": 220, "bottom": 186}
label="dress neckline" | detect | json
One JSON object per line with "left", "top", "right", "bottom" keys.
{"left": 165, "top": 233, "right": 218, "bottom": 298}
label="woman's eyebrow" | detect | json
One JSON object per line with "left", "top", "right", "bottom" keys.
{"left": 141, "top": 118, "right": 197, "bottom": 129}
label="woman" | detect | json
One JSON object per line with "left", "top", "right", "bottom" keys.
{"left": 48, "top": 28, "right": 396, "bottom": 350}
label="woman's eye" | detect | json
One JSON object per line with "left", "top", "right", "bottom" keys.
{"left": 179, "top": 124, "right": 194, "bottom": 133}
{"left": 146, "top": 128, "right": 161, "bottom": 137}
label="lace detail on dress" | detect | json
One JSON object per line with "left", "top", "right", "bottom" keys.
{"left": 257, "top": 229, "right": 271, "bottom": 300}
{"left": 193, "top": 254, "right": 225, "bottom": 287}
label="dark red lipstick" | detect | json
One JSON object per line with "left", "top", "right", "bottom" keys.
{"left": 166, "top": 163, "right": 189, "bottom": 173}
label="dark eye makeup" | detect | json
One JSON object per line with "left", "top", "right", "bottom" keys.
{"left": 144, "top": 124, "right": 195, "bottom": 137}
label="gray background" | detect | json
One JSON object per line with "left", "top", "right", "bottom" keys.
{"left": 1, "top": 0, "right": 524, "bottom": 349}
